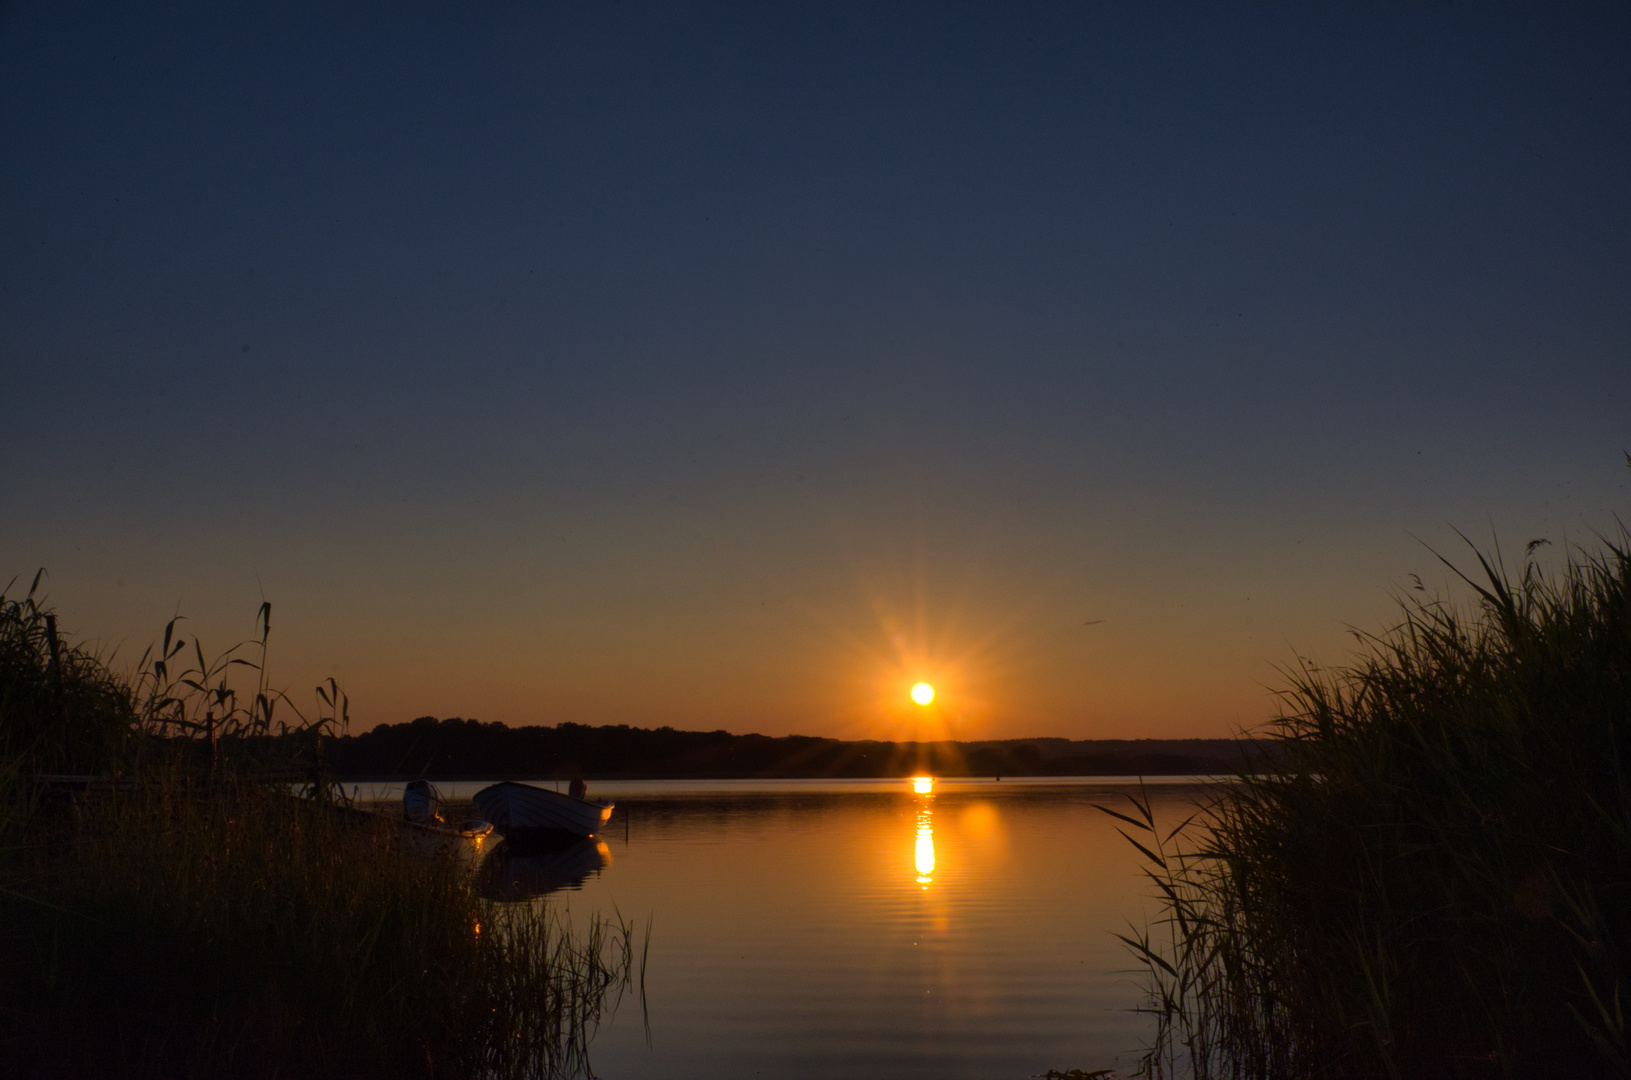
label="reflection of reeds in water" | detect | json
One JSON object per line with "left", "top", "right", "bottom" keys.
{"left": 479, "top": 899, "right": 640, "bottom": 1079}
{"left": 0, "top": 579, "right": 642, "bottom": 1079}
{"left": 1110, "top": 527, "right": 1631, "bottom": 1080}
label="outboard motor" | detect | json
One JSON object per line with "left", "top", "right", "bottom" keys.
{"left": 403, "top": 779, "right": 441, "bottom": 824}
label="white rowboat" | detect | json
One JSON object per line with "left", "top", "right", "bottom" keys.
{"left": 472, "top": 781, "right": 614, "bottom": 847}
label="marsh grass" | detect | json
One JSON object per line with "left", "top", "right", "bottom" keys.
{"left": 0, "top": 578, "right": 640, "bottom": 1079}
{"left": 1113, "top": 527, "right": 1631, "bottom": 1080}
{"left": 0, "top": 571, "right": 137, "bottom": 774}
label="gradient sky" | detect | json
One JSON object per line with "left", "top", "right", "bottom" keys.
{"left": 3, "top": 3, "right": 1628, "bottom": 741}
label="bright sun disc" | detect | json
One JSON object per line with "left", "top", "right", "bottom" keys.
{"left": 911, "top": 682, "right": 935, "bottom": 705}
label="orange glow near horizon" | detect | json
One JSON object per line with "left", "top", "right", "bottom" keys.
{"left": 912, "top": 775, "right": 934, "bottom": 794}
{"left": 803, "top": 557, "right": 1016, "bottom": 742}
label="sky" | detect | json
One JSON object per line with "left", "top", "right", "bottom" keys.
{"left": 2, "top": 3, "right": 1628, "bottom": 742}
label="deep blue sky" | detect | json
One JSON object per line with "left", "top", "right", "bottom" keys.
{"left": 3, "top": 3, "right": 1628, "bottom": 739}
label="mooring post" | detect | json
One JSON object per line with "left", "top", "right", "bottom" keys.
{"left": 313, "top": 725, "right": 326, "bottom": 802}
{"left": 206, "top": 710, "right": 217, "bottom": 784}
{"left": 44, "top": 613, "right": 70, "bottom": 729}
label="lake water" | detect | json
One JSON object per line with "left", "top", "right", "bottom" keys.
{"left": 355, "top": 777, "right": 1215, "bottom": 1079}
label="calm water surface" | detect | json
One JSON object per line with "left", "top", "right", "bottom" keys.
{"left": 362, "top": 777, "right": 1214, "bottom": 1079}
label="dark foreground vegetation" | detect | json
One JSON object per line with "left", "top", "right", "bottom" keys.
{"left": 328, "top": 718, "right": 1251, "bottom": 780}
{"left": 1116, "top": 529, "right": 1631, "bottom": 1079}
{"left": 0, "top": 576, "right": 638, "bottom": 1080}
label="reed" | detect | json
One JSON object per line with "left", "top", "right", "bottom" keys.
{"left": 0, "top": 570, "right": 136, "bottom": 773}
{"left": 0, "top": 578, "right": 640, "bottom": 1079}
{"left": 1113, "top": 526, "right": 1631, "bottom": 1079}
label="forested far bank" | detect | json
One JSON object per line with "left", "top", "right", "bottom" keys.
{"left": 325, "top": 716, "right": 1263, "bottom": 780}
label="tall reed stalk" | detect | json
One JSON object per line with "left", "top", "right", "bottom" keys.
{"left": 1114, "top": 527, "right": 1631, "bottom": 1079}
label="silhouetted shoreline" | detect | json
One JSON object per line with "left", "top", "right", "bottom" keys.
{"left": 322, "top": 716, "right": 1273, "bottom": 781}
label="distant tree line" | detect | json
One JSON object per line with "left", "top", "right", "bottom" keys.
{"left": 323, "top": 716, "right": 1262, "bottom": 780}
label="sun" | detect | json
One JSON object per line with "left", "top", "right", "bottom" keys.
{"left": 910, "top": 682, "right": 935, "bottom": 706}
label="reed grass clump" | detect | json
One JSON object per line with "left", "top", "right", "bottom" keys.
{"left": 1118, "top": 529, "right": 1631, "bottom": 1080}
{"left": 0, "top": 571, "right": 136, "bottom": 773}
{"left": 0, "top": 578, "right": 639, "bottom": 1079}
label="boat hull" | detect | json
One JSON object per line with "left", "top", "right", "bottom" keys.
{"left": 472, "top": 781, "right": 614, "bottom": 847}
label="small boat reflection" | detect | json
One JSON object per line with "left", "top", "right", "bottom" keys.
{"left": 480, "top": 838, "right": 612, "bottom": 901}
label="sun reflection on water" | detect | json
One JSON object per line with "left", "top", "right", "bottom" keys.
{"left": 915, "top": 809, "right": 935, "bottom": 885}
{"left": 913, "top": 777, "right": 936, "bottom": 887}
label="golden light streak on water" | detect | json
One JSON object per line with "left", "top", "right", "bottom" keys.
{"left": 915, "top": 808, "right": 935, "bottom": 886}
